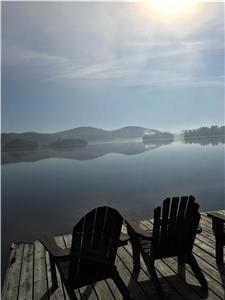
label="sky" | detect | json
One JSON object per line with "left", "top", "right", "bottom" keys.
{"left": 2, "top": 1, "right": 224, "bottom": 133}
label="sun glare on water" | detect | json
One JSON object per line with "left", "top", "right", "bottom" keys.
{"left": 149, "top": 0, "right": 198, "bottom": 16}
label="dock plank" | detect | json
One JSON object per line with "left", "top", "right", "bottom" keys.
{"left": 17, "top": 243, "right": 34, "bottom": 300}
{"left": 4, "top": 243, "right": 24, "bottom": 300}
{"left": 33, "top": 240, "right": 49, "bottom": 300}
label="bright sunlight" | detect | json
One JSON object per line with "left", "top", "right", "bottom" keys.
{"left": 150, "top": 0, "right": 198, "bottom": 16}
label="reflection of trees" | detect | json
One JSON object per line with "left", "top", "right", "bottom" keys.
{"left": 2, "top": 139, "right": 175, "bottom": 165}
{"left": 185, "top": 137, "right": 225, "bottom": 146}
{"left": 3, "top": 139, "right": 38, "bottom": 151}
{"left": 2, "top": 142, "right": 163, "bottom": 164}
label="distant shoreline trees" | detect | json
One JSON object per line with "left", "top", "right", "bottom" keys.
{"left": 184, "top": 125, "right": 225, "bottom": 139}
{"left": 184, "top": 126, "right": 225, "bottom": 145}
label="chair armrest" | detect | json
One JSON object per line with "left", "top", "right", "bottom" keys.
{"left": 117, "top": 232, "right": 129, "bottom": 247}
{"left": 125, "top": 218, "right": 153, "bottom": 240}
{"left": 207, "top": 212, "right": 225, "bottom": 223}
{"left": 39, "top": 235, "right": 70, "bottom": 257}
{"left": 197, "top": 225, "right": 202, "bottom": 234}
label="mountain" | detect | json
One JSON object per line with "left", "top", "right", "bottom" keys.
{"left": 2, "top": 126, "right": 173, "bottom": 150}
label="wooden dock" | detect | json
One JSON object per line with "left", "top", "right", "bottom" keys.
{"left": 2, "top": 212, "right": 225, "bottom": 300}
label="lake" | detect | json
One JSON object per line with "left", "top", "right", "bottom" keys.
{"left": 1, "top": 139, "right": 224, "bottom": 276}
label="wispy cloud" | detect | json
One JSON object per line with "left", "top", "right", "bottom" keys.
{"left": 3, "top": 1, "right": 224, "bottom": 91}
{"left": 39, "top": 38, "right": 223, "bottom": 89}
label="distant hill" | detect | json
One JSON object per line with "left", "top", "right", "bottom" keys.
{"left": 2, "top": 126, "right": 172, "bottom": 150}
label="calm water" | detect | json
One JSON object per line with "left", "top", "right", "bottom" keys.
{"left": 2, "top": 140, "right": 225, "bottom": 275}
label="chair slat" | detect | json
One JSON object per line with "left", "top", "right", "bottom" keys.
{"left": 152, "top": 207, "right": 161, "bottom": 254}
{"left": 167, "top": 197, "right": 179, "bottom": 244}
{"left": 177, "top": 196, "right": 188, "bottom": 221}
{"left": 185, "top": 195, "right": 196, "bottom": 219}
{"left": 83, "top": 208, "right": 96, "bottom": 247}
{"left": 160, "top": 198, "right": 170, "bottom": 247}
{"left": 93, "top": 207, "right": 108, "bottom": 244}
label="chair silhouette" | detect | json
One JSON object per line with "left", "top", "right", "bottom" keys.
{"left": 40, "top": 206, "right": 131, "bottom": 300}
{"left": 126, "top": 196, "right": 208, "bottom": 297}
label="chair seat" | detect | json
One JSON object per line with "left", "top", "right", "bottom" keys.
{"left": 57, "top": 255, "right": 116, "bottom": 288}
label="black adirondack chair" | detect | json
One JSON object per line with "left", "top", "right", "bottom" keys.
{"left": 126, "top": 196, "right": 208, "bottom": 297}
{"left": 207, "top": 211, "right": 225, "bottom": 263}
{"left": 40, "top": 206, "right": 131, "bottom": 300}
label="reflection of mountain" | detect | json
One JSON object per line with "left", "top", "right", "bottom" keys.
{"left": 184, "top": 136, "right": 225, "bottom": 146}
{"left": 2, "top": 141, "right": 172, "bottom": 164}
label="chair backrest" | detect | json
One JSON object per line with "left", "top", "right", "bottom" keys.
{"left": 69, "top": 206, "right": 123, "bottom": 281}
{"left": 151, "top": 196, "right": 200, "bottom": 259}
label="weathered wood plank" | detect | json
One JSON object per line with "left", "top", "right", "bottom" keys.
{"left": 115, "top": 252, "right": 150, "bottom": 300}
{"left": 3, "top": 243, "right": 24, "bottom": 300}
{"left": 125, "top": 241, "right": 199, "bottom": 300}
{"left": 93, "top": 280, "right": 115, "bottom": 300}
{"left": 182, "top": 259, "right": 224, "bottom": 299}
{"left": 44, "top": 236, "right": 66, "bottom": 300}
{"left": 164, "top": 257, "right": 221, "bottom": 300}
{"left": 17, "top": 243, "right": 34, "bottom": 300}
{"left": 194, "top": 236, "right": 225, "bottom": 261}
{"left": 33, "top": 240, "right": 49, "bottom": 300}
{"left": 117, "top": 246, "right": 161, "bottom": 299}
{"left": 192, "top": 245, "right": 225, "bottom": 282}
{"left": 2, "top": 243, "right": 18, "bottom": 300}
{"left": 120, "top": 244, "right": 184, "bottom": 300}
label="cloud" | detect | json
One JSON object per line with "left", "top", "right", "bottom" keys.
{"left": 43, "top": 38, "right": 224, "bottom": 90}
{"left": 2, "top": 2, "right": 224, "bottom": 90}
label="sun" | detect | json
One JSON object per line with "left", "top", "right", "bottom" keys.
{"left": 149, "top": 0, "right": 197, "bottom": 16}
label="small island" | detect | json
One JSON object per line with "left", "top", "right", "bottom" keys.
{"left": 142, "top": 131, "right": 174, "bottom": 144}
{"left": 2, "top": 139, "right": 39, "bottom": 151}
{"left": 48, "top": 138, "right": 88, "bottom": 149}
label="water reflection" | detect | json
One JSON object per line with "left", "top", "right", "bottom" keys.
{"left": 2, "top": 139, "right": 224, "bottom": 278}
{"left": 2, "top": 140, "right": 172, "bottom": 164}
{"left": 184, "top": 136, "right": 225, "bottom": 146}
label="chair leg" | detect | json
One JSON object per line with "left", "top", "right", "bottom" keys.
{"left": 49, "top": 254, "right": 58, "bottom": 288}
{"left": 215, "top": 238, "right": 224, "bottom": 264}
{"left": 130, "top": 236, "right": 141, "bottom": 272}
{"left": 63, "top": 281, "right": 78, "bottom": 300}
{"left": 146, "top": 259, "right": 164, "bottom": 297}
{"left": 112, "top": 270, "right": 131, "bottom": 300}
{"left": 177, "top": 257, "right": 186, "bottom": 280}
{"left": 189, "top": 254, "right": 208, "bottom": 292}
